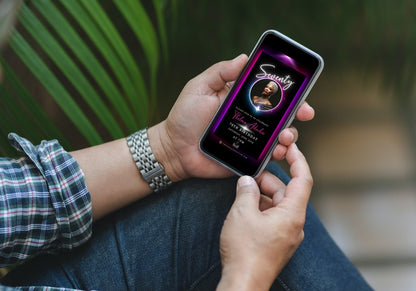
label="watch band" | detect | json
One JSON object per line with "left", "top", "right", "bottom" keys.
{"left": 126, "top": 129, "right": 172, "bottom": 192}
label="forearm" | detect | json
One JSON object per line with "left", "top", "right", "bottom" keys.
{"left": 70, "top": 123, "right": 183, "bottom": 221}
{"left": 70, "top": 138, "right": 146, "bottom": 220}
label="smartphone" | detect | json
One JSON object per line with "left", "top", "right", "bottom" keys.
{"left": 199, "top": 29, "right": 324, "bottom": 177}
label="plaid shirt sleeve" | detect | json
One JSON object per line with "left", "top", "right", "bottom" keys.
{"left": 0, "top": 133, "right": 92, "bottom": 268}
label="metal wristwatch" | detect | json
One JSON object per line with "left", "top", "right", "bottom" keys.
{"left": 126, "top": 129, "right": 172, "bottom": 192}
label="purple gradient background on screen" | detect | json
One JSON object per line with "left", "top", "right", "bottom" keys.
{"left": 210, "top": 47, "right": 312, "bottom": 161}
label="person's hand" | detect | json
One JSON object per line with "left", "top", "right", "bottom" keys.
{"left": 273, "top": 102, "right": 314, "bottom": 161}
{"left": 217, "top": 144, "right": 313, "bottom": 291}
{"left": 148, "top": 54, "right": 314, "bottom": 182}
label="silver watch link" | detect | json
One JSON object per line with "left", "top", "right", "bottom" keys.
{"left": 127, "top": 129, "right": 172, "bottom": 192}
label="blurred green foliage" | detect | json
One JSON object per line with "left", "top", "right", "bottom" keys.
{"left": 1, "top": 0, "right": 415, "bottom": 155}
{"left": 0, "top": 0, "right": 175, "bottom": 155}
{"left": 164, "top": 0, "right": 416, "bottom": 103}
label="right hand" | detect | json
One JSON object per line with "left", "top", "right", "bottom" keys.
{"left": 217, "top": 144, "right": 313, "bottom": 291}
{"left": 149, "top": 55, "right": 315, "bottom": 182}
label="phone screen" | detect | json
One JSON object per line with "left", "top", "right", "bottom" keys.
{"left": 200, "top": 30, "right": 323, "bottom": 176}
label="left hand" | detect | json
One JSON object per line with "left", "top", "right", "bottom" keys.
{"left": 149, "top": 54, "right": 314, "bottom": 182}
{"left": 217, "top": 144, "right": 313, "bottom": 290}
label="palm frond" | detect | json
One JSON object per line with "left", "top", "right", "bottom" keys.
{"left": 114, "top": 0, "right": 160, "bottom": 99}
{"left": 10, "top": 30, "right": 103, "bottom": 145}
{"left": 1, "top": 0, "right": 171, "bottom": 151}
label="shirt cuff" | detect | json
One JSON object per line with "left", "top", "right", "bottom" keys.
{"left": 8, "top": 133, "right": 93, "bottom": 250}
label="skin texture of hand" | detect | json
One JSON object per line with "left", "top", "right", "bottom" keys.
{"left": 217, "top": 144, "right": 313, "bottom": 291}
{"left": 149, "top": 54, "right": 315, "bottom": 182}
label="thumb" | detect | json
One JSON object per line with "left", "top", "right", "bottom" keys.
{"left": 234, "top": 176, "right": 261, "bottom": 211}
{"left": 202, "top": 54, "right": 248, "bottom": 92}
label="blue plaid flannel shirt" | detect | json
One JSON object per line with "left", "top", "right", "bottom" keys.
{"left": 0, "top": 134, "right": 92, "bottom": 291}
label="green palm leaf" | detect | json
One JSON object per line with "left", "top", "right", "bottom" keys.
{"left": 114, "top": 0, "right": 160, "bottom": 99}
{"left": 63, "top": 0, "right": 149, "bottom": 125}
{"left": 0, "top": 58, "right": 69, "bottom": 147}
{"left": 10, "top": 30, "right": 103, "bottom": 145}
{"left": 152, "top": 0, "right": 170, "bottom": 63}
{"left": 19, "top": 3, "right": 123, "bottom": 140}
{"left": 33, "top": 1, "right": 138, "bottom": 133}
{"left": 1, "top": 0, "right": 173, "bottom": 152}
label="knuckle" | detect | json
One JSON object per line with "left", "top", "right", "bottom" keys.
{"left": 286, "top": 229, "right": 303, "bottom": 247}
{"left": 295, "top": 229, "right": 305, "bottom": 246}
{"left": 291, "top": 215, "right": 306, "bottom": 231}
{"left": 305, "top": 175, "right": 314, "bottom": 188}
{"left": 299, "top": 230, "right": 305, "bottom": 242}
{"left": 280, "top": 216, "right": 306, "bottom": 246}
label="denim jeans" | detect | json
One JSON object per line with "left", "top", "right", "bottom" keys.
{"left": 3, "top": 163, "right": 372, "bottom": 290}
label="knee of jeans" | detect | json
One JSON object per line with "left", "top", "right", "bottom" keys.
{"left": 171, "top": 177, "right": 237, "bottom": 216}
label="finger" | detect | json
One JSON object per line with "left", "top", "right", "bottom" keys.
{"left": 259, "top": 194, "right": 273, "bottom": 211}
{"left": 200, "top": 54, "right": 248, "bottom": 93}
{"left": 278, "top": 127, "right": 298, "bottom": 146}
{"left": 271, "top": 127, "right": 299, "bottom": 161}
{"left": 281, "top": 144, "right": 313, "bottom": 211}
{"left": 225, "top": 81, "right": 235, "bottom": 92}
{"left": 234, "top": 176, "right": 261, "bottom": 212}
{"left": 256, "top": 171, "right": 286, "bottom": 205}
{"left": 295, "top": 101, "right": 315, "bottom": 121}
{"left": 271, "top": 144, "right": 288, "bottom": 161}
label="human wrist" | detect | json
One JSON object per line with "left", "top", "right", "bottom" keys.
{"left": 218, "top": 263, "right": 273, "bottom": 291}
{"left": 146, "top": 122, "right": 186, "bottom": 183}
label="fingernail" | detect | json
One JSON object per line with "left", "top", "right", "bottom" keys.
{"left": 233, "top": 54, "right": 241, "bottom": 60}
{"left": 289, "top": 131, "right": 295, "bottom": 142}
{"left": 238, "top": 176, "right": 255, "bottom": 187}
{"left": 232, "top": 54, "right": 244, "bottom": 61}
